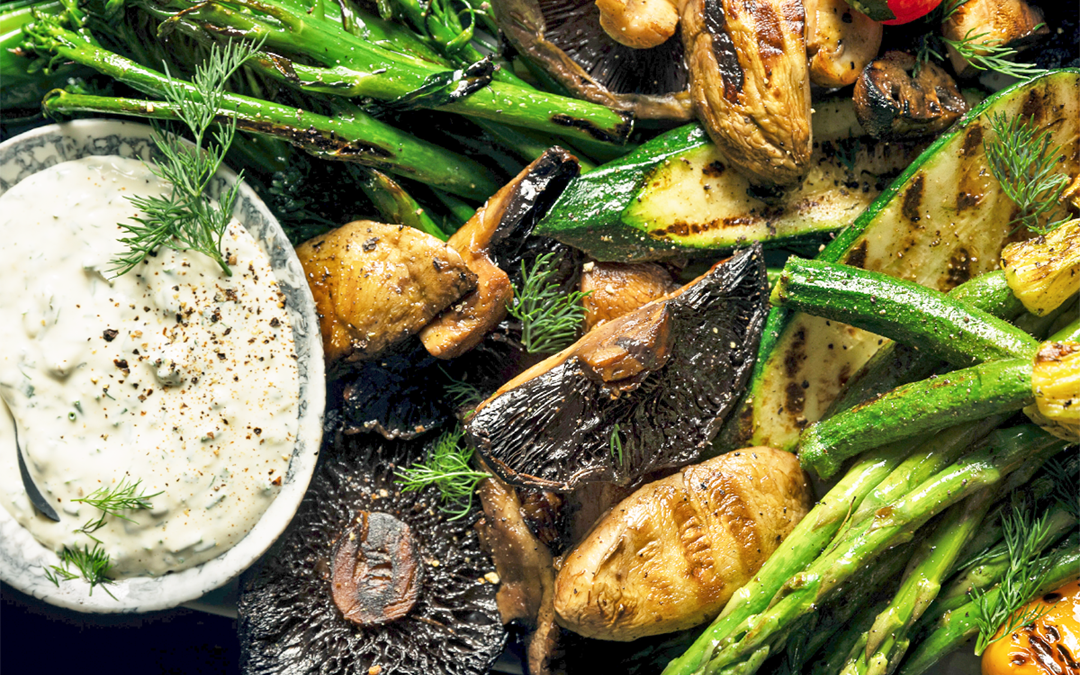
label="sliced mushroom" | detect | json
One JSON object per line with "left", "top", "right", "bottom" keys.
{"left": 580, "top": 261, "right": 679, "bottom": 331}
{"left": 421, "top": 149, "right": 580, "bottom": 360}
{"left": 854, "top": 51, "right": 968, "bottom": 140}
{"left": 942, "top": 0, "right": 1048, "bottom": 78}
{"left": 474, "top": 473, "right": 562, "bottom": 675}
{"left": 297, "top": 220, "right": 476, "bottom": 366}
{"left": 680, "top": 0, "right": 813, "bottom": 186}
{"left": 805, "top": 0, "right": 883, "bottom": 88}
{"left": 553, "top": 447, "right": 813, "bottom": 641}
{"left": 491, "top": 0, "right": 693, "bottom": 120}
{"left": 466, "top": 245, "right": 768, "bottom": 492}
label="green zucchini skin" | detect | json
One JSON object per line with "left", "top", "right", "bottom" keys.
{"left": 771, "top": 258, "right": 1039, "bottom": 367}
{"left": 718, "top": 69, "right": 1080, "bottom": 453}
{"left": 798, "top": 358, "right": 1034, "bottom": 478}
{"left": 534, "top": 99, "right": 925, "bottom": 261}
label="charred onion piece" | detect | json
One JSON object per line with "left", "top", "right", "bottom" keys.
{"left": 238, "top": 435, "right": 505, "bottom": 675}
{"left": 943, "top": 0, "right": 1048, "bottom": 78}
{"left": 466, "top": 245, "right": 768, "bottom": 492}
{"left": 854, "top": 52, "right": 968, "bottom": 140}
{"left": 805, "top": 0, "right": 882, "bottom": 88}
{"left": 491, "top": 0, "right": 693, "bottom": 120}
{"left": 580, "top": 261, "right": 679, "bottom": 331}
{"left": 298, "top": 220, "right": 476, "bottom": 366}
{"left": 554, "top": 447, "right": 812, "bottom": 641}
{"left": 680, "top": 0, "right": 812, "bottom": 186}
{"left": 421, "top": 149, "right": 580, "bottom": 360}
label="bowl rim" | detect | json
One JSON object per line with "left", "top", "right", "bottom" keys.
{"left": 0, "top": 118, "right": 325, "bottom": 613}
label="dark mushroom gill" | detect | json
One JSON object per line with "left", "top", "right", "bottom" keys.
{"left": 238, "top": 435, "right": 505, "bottom": 675}
{"left": 466, "top": 245, "right": 769, "bottom": 492}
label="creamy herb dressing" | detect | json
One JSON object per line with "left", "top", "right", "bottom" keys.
{"left": 0, "top": 156, "right": 299, "bottom": 577}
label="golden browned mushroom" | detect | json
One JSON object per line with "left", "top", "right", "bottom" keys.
{"left": 943, "top": 0, "right": 1048, "bottom": 78}
{"left": 680, "top": 0, "right": 813, "bottom": 186}
{"left": 474, "top": 473, "right": 561, "bottom": 675}
{"left": 805, "top": 0, "right": 882, "bottom": 88}
{"left": 421, "top": 149, "right": 579, "bottom": 360}
{"left": 854, "top": 51, "right": 968, "bottom": 140}
{"left": 579, "top": 261, "right": 679, "bottom": 331}
{"left": 553, "top": 447, "right": 813, "bottom": 641}
{"left": 596, "top": 0, "right": 681, "bottom": 49}
{"left": 296, "top": 221, "right": 476, "bottom": 366}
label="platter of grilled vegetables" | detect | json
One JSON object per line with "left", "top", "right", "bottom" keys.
{"left": 1, "top": 0, "right": 1077, "bottom": 671}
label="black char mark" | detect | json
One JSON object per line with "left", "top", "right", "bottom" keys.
{"left": 703, "top": 0, "right": 744, "bottom": 101}
{"left": 467, "top": 245, "right": 769, "bottom": 492}
{"left": 238, "top": 435, "right": 505, "bottom": 675}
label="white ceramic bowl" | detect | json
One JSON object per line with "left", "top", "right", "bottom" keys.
{"left": 0, "top": 119, "right": 325, "bottom": 613}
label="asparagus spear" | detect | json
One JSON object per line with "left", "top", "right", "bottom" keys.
{"left": 898, "top": 533, "right": 1080, "bottom": 675}
{"left": 27, "top": 24, "right": 499, "bottom": 199}
{"left": 837, "top": 441, "right": 1059, "bottom": 675}
{"left": 662, "top": 425, "right": 1065, "bottom": 675}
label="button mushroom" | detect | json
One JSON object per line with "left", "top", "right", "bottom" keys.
{"left": 680, "top": 0, "right": 814, "bottom": 186}
{"left": 805, "top": 0, "right": 883, "bottom": 88}
{"left": 553, "top": 447, "right": 813, "bottom": 641}
{"left": 466, "top": 245, "right": 768, "bottom": 492}
{"left": 421, "top": 148, "right": 580, "bottom": 360}
{"left": 942, "top": 0, "right": 1048, "bottom": 78}
{"left": 297, "top": 221, "right": 476, "bottom": 367}
{"left": 853, "top": 51, "right": 969, "bottom": 140}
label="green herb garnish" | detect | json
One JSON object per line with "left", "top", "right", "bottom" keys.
{"left": 609, "top": 423, "right": 624, "bottom": 465}
{"left": 395, "top": 427, "right": 489, "bottom": 520}
{"left": 971, "top": 496, "right": 1056, "bottom": 654}
{"left": 942, "top": 28, "right": 1046, "bottom": 80}
{"left": 44, "top": 543, "right": 117, "bottom": 598}
{"left": 110, "top": 39, "right": 261, "bottom": 278}
{"left": 984, "top": 113, "right": 1070, "bottom": 235}
{"left": 507, "top": 252, "right": 591, "bottom": 354}
{"left": 73, "top": 476, "right": 163, "bottom": 536}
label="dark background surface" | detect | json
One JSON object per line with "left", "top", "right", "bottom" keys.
{"left": 1, "top": 581, "right": 239, "bottom": 675}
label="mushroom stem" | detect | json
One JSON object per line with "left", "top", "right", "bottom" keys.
{"left": 330, "top": 512, "right": 423, "bottom": 626}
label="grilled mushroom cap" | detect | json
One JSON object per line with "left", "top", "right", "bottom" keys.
{"left": 854, "top": 51, "right": 969, "bottom": 140}
{"left": 466, "top": 245, "right": 768, "bottom": 492}
{"left": 238, "top": 435, "right": 505, "bottom": 675}
{"left": 943, "top": 0, "right": 1048, "bottom": 78}
{"left": 491, "top": 0, "right": 693, "bottom": 120}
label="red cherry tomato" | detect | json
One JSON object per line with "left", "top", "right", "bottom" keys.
{"left": 881, "top": 0, "right": 943, "bottom": 25}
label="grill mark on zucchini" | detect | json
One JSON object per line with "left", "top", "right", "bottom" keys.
{"left": 901, "top": 174, "right": 924, "bottom": 222}
{"left": 960, "top": 124, "right": 983, "bottom": 158}
{"left": 715, "top": 69, "right": 1080, "bottom": 454}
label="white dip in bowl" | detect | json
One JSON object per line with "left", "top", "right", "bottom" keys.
{"left": 0, "top": 119, "right": 324, "bottom": 613}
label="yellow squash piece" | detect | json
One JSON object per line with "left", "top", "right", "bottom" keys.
{"left": 1001, "top": 219, "right": 1080, "bottom": 317}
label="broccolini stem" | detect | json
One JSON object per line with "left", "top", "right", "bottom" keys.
{"left": 32, "top": 40, "right": 499, "bottom": 200}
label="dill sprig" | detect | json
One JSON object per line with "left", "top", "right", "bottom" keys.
{"left": 609, "top": 423, "right": 624, "bottom": 465}
{"left": 984, "top": 113, "right": 1071, "bottom": 235}
{"left": 507, "top": 252, "right": 591, "bottom": 354}
{"left": 942, "top": 27, "right": 1047, "bottom": 80}
{"left": 971, "top": 496, "right": 1056, "bottom": 654}
{"left": 395, "top": 427, "right": 489, "bottom": 520}
{"left": 439, "top": 367, "right": 486, "bottom": 414}
{"left": 110, "top": 39, "right": 262, "bottom": 278}
{"left": 44, "top": 544, "right": 117, "bottom": 599}
{"left": 74, "top": 476, "right": 163, "bottom": 536}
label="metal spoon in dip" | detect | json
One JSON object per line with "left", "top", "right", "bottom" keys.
{"left": 2, "top": 399, "right": 60, "bottom": 522}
